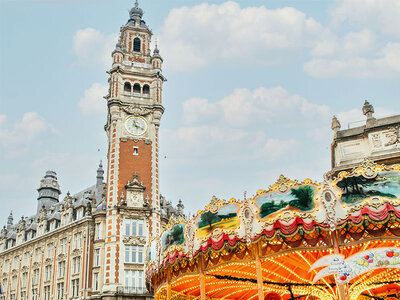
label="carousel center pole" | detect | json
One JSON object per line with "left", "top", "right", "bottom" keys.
{"left": 332, "top": 230, "right": 347, "bottom": 300}
{"left": 254, "top": 242, "right": 265, "bottom": 300}
{"left": 167, "top": 269, "right": 172, "bottom": 300}
{"left": 199, "top": 255, "right": 206, "bottom": 300}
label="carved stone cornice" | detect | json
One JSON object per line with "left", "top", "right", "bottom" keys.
{"left": 32, "top": 262, "right": 40, "bottom": 269}
{"left": 71, "top": 248, "right": 82, "bottom": 257}
{"left": 125, "top": 174, "right": 145, "bottom": 192}
{"left": 122, "top": 104, "right": 152, "bottom": 116}
{"left": 122, "top": 236, "right": 146, "bottom": 246}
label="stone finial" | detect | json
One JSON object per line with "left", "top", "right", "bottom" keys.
{"left": 362, "top": 100, "right": 375, "bottom": 119}
{"left": 1, "top": 226, "right": 7, "bottom": 239}
{"left": 177, "top": 199, "right": 184, "bottom": 215}
{"left": 331, "top": 115, "right": 341, "bottom": 138}
{"left": 17, "top": 217, "right": 26, "bottom": 232}
{"left": 39, "top": 205, "right": 47, "bottom": 221}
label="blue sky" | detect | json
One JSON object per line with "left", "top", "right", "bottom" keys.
{"left": 1, "top": 0, "right": 399, "bottom": 223}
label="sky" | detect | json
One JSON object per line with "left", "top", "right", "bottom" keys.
{"left": 0, "top": 0, "right": 399, "bottom": 224}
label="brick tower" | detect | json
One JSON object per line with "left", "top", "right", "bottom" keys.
{"left": 103, "top": 1, "right": 165, "bottom": 296}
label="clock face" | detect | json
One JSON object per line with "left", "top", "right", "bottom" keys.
{"left": 125, "top": 116, "right": 147, "bottom": 136}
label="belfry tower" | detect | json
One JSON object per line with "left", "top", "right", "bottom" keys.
{"left": 103, "top": 1, "right": 165, "bottom": 295}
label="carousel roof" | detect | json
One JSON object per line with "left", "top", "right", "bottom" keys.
{"left": 146, "top": 161, "right": 400, "bottom": 300}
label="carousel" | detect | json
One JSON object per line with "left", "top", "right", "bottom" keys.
{"left": 146, "top": 161, "right": 400, "bottom": 300}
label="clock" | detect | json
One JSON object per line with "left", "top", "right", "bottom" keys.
{"left": 125, "top": 116, "right": 147, "bottom": 136}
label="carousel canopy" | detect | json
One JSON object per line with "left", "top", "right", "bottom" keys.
{"left": 146, "top": 161, "right": 400, "bottom": 300}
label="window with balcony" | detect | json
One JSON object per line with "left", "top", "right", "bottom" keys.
{"left": 124, "top": 270, "right": 144, "bottom": 294}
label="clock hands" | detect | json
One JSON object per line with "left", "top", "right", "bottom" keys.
{"left": 132, "top": 120, "right": 145, "bottom": 131}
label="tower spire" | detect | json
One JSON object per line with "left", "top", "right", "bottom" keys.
{"left": 7, "top": 211, "right": 13, "bottom": 229}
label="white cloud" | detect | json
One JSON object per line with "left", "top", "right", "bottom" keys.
{"left": 183, "top": 86, "right": 330, "bottom": 127}
{"left": 160, "top": 1, "right": 328, "bottom": 71}
{"left": 79, "top": 83, "right": 108, "bottom": 115}
{"left": 332, "top": 0, "right": 400, "bottom": 37}
{"left": 73, "top": 28, "right": 118, "bottom": 68}
{"left": 305, "top": 42, "right": 400, "bottom": 78}
{"left": 0, "top": 113, "right": 55, "bottom": 153}
{"left": 164, "top": 86, "right": 331, "bottom": 162}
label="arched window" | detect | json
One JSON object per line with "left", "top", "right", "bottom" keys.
{"left": 124, "top": 82, "right": 131, "bottom": 94}
{"left": 133, "top": 83, "right": 141, "bottom": 95}
{"left": 133, "top": 38, "right": 141, "bottom": 52}
{"left": 143, "top": 84, "right": 150, "bottom": 97}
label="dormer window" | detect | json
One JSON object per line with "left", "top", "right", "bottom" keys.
{"left": 133, "top": 38, "right": 141, "bottom": 52}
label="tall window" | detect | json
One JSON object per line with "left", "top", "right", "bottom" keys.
{"left": 21, "top": 291, "right": 27, "bottom": 300}
{"left": 44, "top": 285, "right": 50, "bottom": 300}
{"left": 24, "top": 252, "right": 30, "bottom": 265}
{"left": 72, "top": 279, "right": 79, "bottom": 297}
{"left": 32, "top": 288, "right": 38, "bottom": 300}
{"left": 124, "top": 270, "right": 144, "bottom": 293}
{"left": 11, "top": 275, "right": 17, "bottom": 289}
{"left": 93, "top": 273, "right": 99, "bottom": 291}
{"left": 95, "top": 223, "right": 102, "bottom": 240}
{"left": 2, "top": 279, "right": 7, "bottom": 295}
{"left": 47, "top": 243, "right": 53, "bottom": 258}
{"left": 22, "top": 272, "right": 28, "bottom": 288}
{"left": 72, "top": 257, "right": 80, "bottom": 274}
{"left": 59, "top": 238, "right": 67, "bottom": 254}
{"left": 13, "top": 256, "right": 19, "bottom": 269}
{"left": 133, "top": 37, "right": 141, "bottom": 52}
{"left": 34, "top": 248, "right": 41, "bottom": 261}
{"left": 73, "top": 232, "right": 82, "bottom": 249}
{"left": 32, "top": 269, "right": 39, "bottom": 285}
{"left": 125, "top": 219, "right": 143, "bottom": 236}
{"left": 125, "top": 245, "right": 143, "bottom": 263}
{"left": 57, "top": 283, "right": 64, "bottom": 300}
{"left": 45, "top": 265, "right": 52, "bottom": 281}
{"left": 94, "top": 249, "right": 100, "bottom": 267}
{"left": 58, "top": 261, "right": 66, "bottom": 278}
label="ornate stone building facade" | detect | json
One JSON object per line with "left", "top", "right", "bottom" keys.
{"left": 329, "top": 101, "right": 400, "bottom": 177}
{"left": 0, "top": 2, "right": 184, "bottom": 299}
